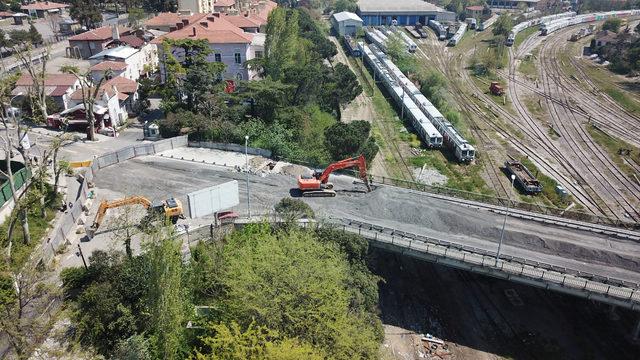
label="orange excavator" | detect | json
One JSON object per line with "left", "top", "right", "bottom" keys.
{"left": 87, "top": 196, "right": 184, "bottom": 237}
{"left": 297, "top": 155, "right": 372, "bottom": 197}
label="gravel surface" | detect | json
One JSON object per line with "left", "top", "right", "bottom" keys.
{"left": 88, "top": 154, "right": 640, "bottom": 283}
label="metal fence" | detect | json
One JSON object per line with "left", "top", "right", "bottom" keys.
{"left": 40, "top": 136, "right": 188, "bottom": 264}
{"left": 335, "top": 218, "right": 640, "bottom": 310}
{"left": 0, "top": 168, "right": 31, "bottom": 208}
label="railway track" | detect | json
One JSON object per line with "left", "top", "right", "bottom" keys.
{"left": 536, "top": 29, "right": 640, "bottom": 221}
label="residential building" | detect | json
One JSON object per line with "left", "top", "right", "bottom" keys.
{"left": 12, "top": 73, "right": 81, "bottom": 110}
{"left": 59, "top": 18, "right": 81, "bottom": 35}
{"left": 356, "top": 0, "right": 455, "bottom": 26}
{"left": 0, "top": 11, "right": 14, "bottom": 19}
{"left": 144, "top": 12, "right": 208, "bottom": 32}
{"left": 68, "top": 25, "right": 132, "bottom": 59}
{"left": 67, "top": 76, "right": 139, "bottom": 128}
{"left": 20, "top": 1, "right": 68, "bottom": 18}
{"left": 213, "top": 0, "right": 236, "bottom": 13}
{"left": 89, "top": 61, "right": 129, "bottom": 83}
{"left": 224, "top": 13, "right": 262, "bottom": 33}
{"left": 465, "top": 5, "right": 485, "bottom": 19}
{"left": 594, "top": 30, "right": 620, "bottom": 47}
{"left": 153, "top": 14, "right": 255, "bottom": 81}
{"left": 331, "top": 11, "right": 363, "bottom": 37}
{"left": 89, "top": 44, "right": 156, "bottom": 82}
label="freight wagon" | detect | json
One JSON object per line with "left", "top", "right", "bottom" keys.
{"left": 428, "top": 19, "right": 447, "bottom": 40}
{"left": 504, "top": 160, "right": 543, "bottom": 194}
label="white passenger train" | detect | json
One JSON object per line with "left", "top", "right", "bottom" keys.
{"left": 448, "top": 22, "right": 467, "bottom": 47}
{"left": 506, "top": 11, "right": 576, "bottom": 46}
{"left": 359, "top": 42, "right": 475, "bottom": 161}
{"left": 540, "top": 9, "right": 640, "bottom": 36}
{"left": 360, "top": 43, "right": 443, "bottom": 148}
{"left": 428, "top": 19, "right": 447, "bottom": 40}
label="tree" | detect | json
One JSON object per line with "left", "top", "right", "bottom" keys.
{"left": 324, "top": 120, "right": 377, "bottom": 161}
{"left": 334, "top": 0, "right": 357, "bottom": 13}
{"left": 46, "top": 12, "right": 61, "bottom": 38}
{"left": 492, "top": 13, "right": 513, "bottom": 37}
{"left": 205, "top": 224, "right": 381, "bottom": 359}
{"left": 128, "top": 7, "right": 145, "bottom": 28}
{"left": 28, "top": 23, "right": 43, "bottom": 45}
{"left": 0, "top": 264, "right": 59, "bottom": 359}
{"left": 69, "top": 0, "right": 102, "bottom": 29}
{"left": 330, "top": 63, "right": 362, "bottom": 117}
{"left": 603, "top": 18, "right": 623, "bottom": 33}
{"left": 8, "top": 30, "right": 31, "bottom": 46}
{"left": 194, "top": 321, "right": 324, "bottom": 360}
{"left": 60, "top": 65, "right": 111, "bottom": 141}
{"left": 146, "top": 227, "right": 187, "bottom": 360}
{"left": 274, "top": 197, "right": 314, "bottom": 224}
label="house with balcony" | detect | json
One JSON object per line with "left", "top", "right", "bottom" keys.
{"left": 20, "top": 1, "right": 68, "bottom": 18}
{"left": 153, "top": 14, "right": 256, "bottom": 82}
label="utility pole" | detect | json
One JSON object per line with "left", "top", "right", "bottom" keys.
{"left": 245, "top": 135, "right": 251, "bottom": 218}
{"left": 496, "top": 174, "right": 516, "bottom": 265}
{"left": 77, "top": 244, "right": 88, "bottom": 270}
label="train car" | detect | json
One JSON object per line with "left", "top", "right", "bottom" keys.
{"left": 541, "top": 9, "right": 640, "bottom": 36}
{"left": 405, "top": 26, "right": 422, "bottom": 38}
{"left": 428, "top": 19, "right": 447, "bottom": 40}
{"left": 416, "top": 27, "right": 428, "bottom": 38}
{"left": 342, "top": 35, "right": 361, "bottom": 57}
{"left": 505, "top": 32, "right": 515, "bottom": 46}
{"left": 448, "top": 22, "right": 467, "bottom": 47}
{"left": 364, "top": 28, "right": 387, "bottom": 52}
{"left": 504, "top": 160, "right": 543, "bottom": 194}
{"left": 465, "top": 17, "right": 477, "bottom": 30}
{"left": 394, "top": 28, "right": 418, "bottom": 52}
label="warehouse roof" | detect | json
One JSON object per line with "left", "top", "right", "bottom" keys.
{"left": 332, "top": 11, "right": 363, "bottom": 23}
{"left": 357, "top": 0, "right": 444, "bottom": 13}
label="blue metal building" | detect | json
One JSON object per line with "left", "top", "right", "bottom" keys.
{"left": 356, "top": 0, "right": 456, "bottom": 27}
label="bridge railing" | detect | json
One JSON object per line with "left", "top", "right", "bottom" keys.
{"left": 334, "top": 218, "right": 640, "bottom": 307}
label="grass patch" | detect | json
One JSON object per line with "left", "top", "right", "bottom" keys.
{"left": 518, "top": 54, "right": 538, "bottom": 80}
{"left": 0, "top": 186, "right": 61, "bottom": 270}
{"left": 604, "top": 87, "right": 640, "bottom": 115}
{"left": 411, "top": 151, "right": 492, "bottom": 194}
{"left": 514, "top": 26, "right": 538, "bottom": 49}
{"left": 586, "top": 124, "right": 640, "bottom": 179}
{"left": 519, "top": 157, "right": 574, "bottom": 208}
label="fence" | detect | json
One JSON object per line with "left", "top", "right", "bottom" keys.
{"left": 188, "top": 141, "right": 273, "bottom": 158}
{"left": 40, "top": 136, "right": 188, "bottom": 264}
{"left": 0, "top": 167, "right": 31, "bottom": 208}
{"left": 336, "top": 218, "right": 640, "bottom": 309}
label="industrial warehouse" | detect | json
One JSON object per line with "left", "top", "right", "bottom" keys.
{"left": 356, "top": 0, "right": 455, "bottom": 26}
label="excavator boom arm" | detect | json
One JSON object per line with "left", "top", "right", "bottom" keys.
{"left": 318, "top": 155, "right": 371, "bottom": 190}
{"left": 92, "top": 196, "right": 152, "bottom": 229}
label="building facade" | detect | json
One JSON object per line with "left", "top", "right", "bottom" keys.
{"left": 68, "top": 25, "right": 132, "bottom": 59}
{"left": 331, "top": 11, "right": 363, "bottom": 37}
{"left": 356, "top": 0, "right": 455, "bottom": 26}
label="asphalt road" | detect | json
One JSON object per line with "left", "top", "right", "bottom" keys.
{"left": 91, "top": 155, "right": 640, "bottom": 284}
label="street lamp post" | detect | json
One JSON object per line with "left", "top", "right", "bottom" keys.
{"left": 9, "top": 92, "right": 23, "bottom": 122}
{"left": 496, "top": 174, "right": 516, "bottom": 264}
{"left": 244, "top": 135, "right": 251, "bottom": 218}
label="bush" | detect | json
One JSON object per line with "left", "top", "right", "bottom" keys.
{"left": 274, "top": 198, "right": 315, "bottom": 222}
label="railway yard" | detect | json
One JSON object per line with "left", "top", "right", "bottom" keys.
{"left": 351, "top": 14, "right": 640, "bottom": 226}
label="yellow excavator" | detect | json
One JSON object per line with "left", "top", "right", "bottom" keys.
{"left": 87, "top": 196, "right": 185, "bottom": 237}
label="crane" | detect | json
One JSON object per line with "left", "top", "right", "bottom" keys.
{"left": 297, "top": 155, "right": 371, "bottom": 197}
{"left": 88, "top": 196, "right": 184, "bottom": 237}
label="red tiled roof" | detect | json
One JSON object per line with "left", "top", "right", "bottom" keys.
{"left": 90, "top": 61, "right": 128, "bottom": 71}
{"left": 69, "top": 76, "right": 138, "bottom": 101}
{"left": 104, "top": 76, "right": 138, "bottom": 93}
{"left": 69, "top": 26, "right": 131, "bottom": 41}
{"left": 0, "top": 11, "right": 15, "bottom": 17}
{"left": 50, "top": 85, "right": 70, "bottom": 97}
{"left": 152, "top": 16, "right": 253, "bottom": 44}
{"left": 466, "top": 5, "right": 484, "bottom": 11}
{"left": 224, "top": 14, "right": 262, "bottom": 28}
{"left": 16, "top": 73, "right": 78, "bottom": 87}
{"left": 21, "top": 1, "right": 69, "bottom": 10}
{"left": 117, "top": 35, "right": 145, "bottom": 48}
{"left": 213, "top": 0, "right": 236, "bottom": 7}
{"left": 144, "top": 12, "right": 208, "bottom": 27}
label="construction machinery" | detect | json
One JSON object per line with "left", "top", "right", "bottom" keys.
{"left": 88, "top": 196, "right": 184, "bottom": 237}
{"left": 297, "top": 155, "right": 372, "bottom": 197}
{"left": 489, "top": 81, "right": 505, "bottom": 96}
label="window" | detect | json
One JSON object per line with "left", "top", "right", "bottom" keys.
{"left": 234, "top": 53, "right": 241, "bottom": 64}
{"left": 255, "top": 51, "right": 263, "bottom": 58}
{"left": 214, "top": 53, "right": 222, "bottom": 62}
